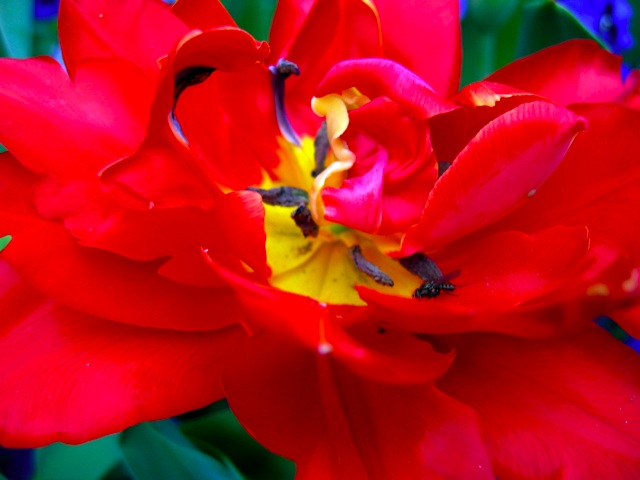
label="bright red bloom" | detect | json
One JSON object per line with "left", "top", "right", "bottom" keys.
{"left": 1, "top": 1, "right": 640, "bottom": 479}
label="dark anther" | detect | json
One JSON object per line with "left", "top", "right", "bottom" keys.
{"left": 269, "top": 59, "right": 301, "bottom": 146}
{"left": 377, "top": 325, "right": 387, "bottom": 334}
{"left": 170, "top": 66, "right": 216, "bottom": 145}
{"left": 399, "top": 252, "right": 460, "bottom": 299}
{"left": 271, "top": 59, "right": 300, "bottom": 78}
{"left": 312, "top": 121, "right": 330, "bottom": 177}
{"left": 399, "top": 252, "right": 445, "bottom": 281}
{"left": 350, "top": 245, "right": 394, "bottom": 287}
{"left": 247, "top": 186, "right": 309, "bottom": 207}
{"left": 438, "top": 161, "right": 452, "bottom": 177}
{"left": 291, "top": 203, "right": 319, "bottom": 238}
{"left": 174, "top": 66, "right": 216, "bottom": 107}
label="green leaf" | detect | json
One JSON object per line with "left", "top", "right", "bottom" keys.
{"left": 121, "top": 421, "right": 244, "bottom": 480}
{"left": 461, "top": 21, "right": 499, "bottom": 86}
{"left": 34, "top": 435, "right": 122, "bottom": 480}
{"left": 466, "top": 0, "right": 521, "bottom": 31}
{"left": 460, "top": 0, "right": 524, "bottom": 86}
{"left": 516, "top": 0, "right": 604, "bottom": 58}
{"left": 0, "top": 235, "right": 11, "bottom": 252}
{"left": 220, "top": 0, "right": 277, "bottom": 40}
{"left": 181, "top": 407, "right": 295, "bottom": 480}
{"left": 0, "top": 0, "right": 34, "bottom": 58}
{"left": 622, "top": 0, "right": 640, "bottom": 68}
{"left": 0, "top": 472, "right": 8, "bottom": 480}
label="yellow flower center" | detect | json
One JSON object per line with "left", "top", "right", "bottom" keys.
{"left": 253, "top": 91, "right": 424, "bottom": 305}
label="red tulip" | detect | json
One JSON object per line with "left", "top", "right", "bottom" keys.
{"left": 1, "top": 0, "right": 640, "bottom": 478}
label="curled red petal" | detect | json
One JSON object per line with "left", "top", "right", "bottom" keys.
{"left": 402, "top": 101, "right": 586, "bottom": 253}
{"left": 316, "top": 58, "right": 457, "bottom": 118}
{"left": 100, "top": 28, "right": 270, "bottom": 210}
{"left": 430, "top": 82, "right": 540, "bottom": 164}
{"left": 174, "top": 65, "right": 280, "bottom": 190}
{"left": 0, "top": 261, "right": 245, "bottom": 448}
{"left": 322, "top": 99, "right": 437, "bottom": 234}
{"left": 438, "top": 328, "right": 640, "bottom": 479}
{"left": 494, "top": 103, "right": 640, "bottom": 259}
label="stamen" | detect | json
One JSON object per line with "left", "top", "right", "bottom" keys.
{"left": 170, "top": 66, "right": 216, "bottom": 146}
{"left": 438, "top": 161, "right": 452, "bottom": 177}
{"left": 291, "top": 203, "right": 319, "bottom": 238}
{"left": 269, "top": 59, "right": 301, "bottom": 146}
{"left": 174, "top": 66, "right": 215, "bottom": 106}
{"left": 400, "top": 253, "right": 461, "bottom": 299}
{"left": 247, "top": 186, "right": 309, "bottom": 206}
{"left": 398, "top": 252, "right": 443, "bottom": 281}
{"left": 350, "top": 245, "right": 394, "bottom": 286}
{"left": 312, "top": 121, "right": 329, "bottom": 177}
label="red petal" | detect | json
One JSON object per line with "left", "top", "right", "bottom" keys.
{"left": 204, "top": 258, "right": 452, "bottom": 384}
{"left": 494, "top": 103, "right": 640, "bottom": 263}
{"left": 0, "top": 262, "right": 245, "bottom": 447}
{"left": 359, "top": 226, "right": 593, "bottom": 337}
{"left": 32, "top": 176, "right": 267, "bottom": 285}
{"left": 59, "top": 0, "right": 187, "bottom": 79}
{"left": 100, "top": 28, "right": 270, "bottom": 209}
{"left": 487, "top": 39, "right": 627, "bottom": 105}
{"left": 208, "top": 191, "right": 270, "bottom": 279}
{"left": 316, "top": 59, "right": 457, "bottom": 118}
{"left": 438, "top": 328, "right": 640, "bottom": 479}
{"left": 267, "top": 0, "right": 315, "bottom": 61}
{"left": 0, "top": 153, "right": 39, "bottom": 215}
{"left": 402, "top": 101, "right": 586, "bottom": 253}
{"left": 322, "top": 99, "right": 437, "bottom": 233}
{"left": 275, "top": 0, "right": 383, "bottom": 132}
{"left": 373, "top": 0, "right": 461, "bottom": 97}
{"left": 430, "top": 82, "right": 539, "bottom": 164}
{"left": 0, "top": 57, "right": 146, "bottom": 179}
{"left": 171, "top": 0, "right": 236, "bottom": 29}
{"left": 322, "top": 136, "right": 388, "bottom": 232}
{"left": 0, "top": 212, "right": 242, "bottom": 332}
{"left": 223, "top": 333, "right": 493, "bottom": 479}
{"left": 173, "top": 65, "right": 280, "bottom": 190}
